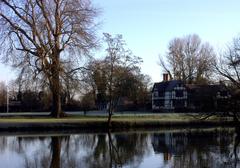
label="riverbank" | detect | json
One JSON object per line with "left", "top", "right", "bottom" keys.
{"left": 0, "top": 113, "right": 235, "bottom": 132}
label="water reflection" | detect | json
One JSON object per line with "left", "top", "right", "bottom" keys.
{"left": 0, "top": 128, "right": 239, "bottom": 168}
{"left": 152, "top": 130, "right": 236, "bottom": 168}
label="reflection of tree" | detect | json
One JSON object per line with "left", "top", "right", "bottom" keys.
{"left": 84, "top": 132, "right": 122, "bottom": 168}
{"left": 81, "top": 134, "right": 107, "bottom": 168}
{"left": 0, "top": 134, "right": 150, "bottom": 168}
{"left": 50, "top": 137, "right": 61, "bottom": 168}
{"left": 83, "top": 132, "right": 149, "bottom": 168}
{"left": 61, "top": 134, "right": 97, "bottom": 168}
{"left": 114, "top": 133, "right": 149, "bottom": 167}
{"left": 21, "top": 137, "right": 51, "bottom": 168}
{"left": 232, "top": 127, "right": 240, "bottom": 168}
{"left": 108, "top": 130, "right": 122, "bottom": 168}
{"left": 94, "top": 134, "right": 108, "bottom": 159}
{"left": 0, "top": 136, "right": 7, "bottom": 153}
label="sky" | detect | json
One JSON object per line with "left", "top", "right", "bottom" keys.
{"left": 92, "top": 0, "right": 240, "bottom": 82}
{"left": 0, "top": 0, "right": 240, "bottom": 83}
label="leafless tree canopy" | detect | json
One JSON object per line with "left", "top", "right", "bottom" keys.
{"left": 215, "top": 36, "right": 240, "bottom": 88}
{"left": 159, "top": 34, "right": 216, "bottom": 84}
{"left": 0, "top": 0, "right": 99, "bottom": 117}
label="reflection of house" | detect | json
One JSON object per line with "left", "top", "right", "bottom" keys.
{"left": 152, "top": 74, "right": 231, "bottom": 112}
{"left": 151, "top": 132, "right": 188, "bottom": 160}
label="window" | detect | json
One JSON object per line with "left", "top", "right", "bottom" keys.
{"left": 220, "top": 91, "right": 228, "bottom": 97}
{"left": 154, "top": 100, "right": 164, "bottom": 107}
{"left": 159, "top": 92, "right": 164, "bottom": 97}
{"left": 175, "top": 90, "right": 183, "bottom": 97}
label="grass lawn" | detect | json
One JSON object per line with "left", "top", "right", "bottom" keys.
{"left": 0, "top": 113, "right": 232, "bottom": 124}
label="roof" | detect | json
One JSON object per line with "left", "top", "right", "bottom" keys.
{"left": 186, "top": 84, "right": 227, "bottom": 91}
{"left": 152, "top": 81, "right": 229, "bottom": 94}
{"left": 186, "top": 84, "right": 229, "bottom": 97}
{"left": 152, "top": 80, "right": 184, "bottom": 92}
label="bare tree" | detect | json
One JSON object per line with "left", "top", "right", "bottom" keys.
{"left": 0, "top": 0, "right": 99, "bottom": 117}
{"left": 81, "top": 33, "right": 143, "bottom": 126}
{"left": 214, "top": 36, "right": 240, "bottom": 122}
{"left": 159, "top": 34, "right": 215, "bottom": 84}
{"left": 104, "top": 33, "right": 144, "bottom": 127}
{"left": 215, "top": 36, "right": 240, "bottom": 88}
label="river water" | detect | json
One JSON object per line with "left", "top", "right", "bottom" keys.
{"left": 0, "top": 128, "right": 239, "bottom": 168}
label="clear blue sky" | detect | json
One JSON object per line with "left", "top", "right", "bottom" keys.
{"left": 93, "top": 0, "right": 240, "bottom": 82}
{"left": 1, "top": 0, "right": 240, "bottom": 83}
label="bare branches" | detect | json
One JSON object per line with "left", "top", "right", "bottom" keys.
{"left": 159, "top": 34, "right": 215, "bottom": 84}
{"left": 0, "top": 0, "right": 99, "bottom": 116}
{"left": 0, "top": 0, "right": 99, "bottom": 67}
{"left": 0, "top": 12, "right": 38, "bottom": 48}
{"left": 158, "top": 55, "right": 173, "bottom": 80}
{"left": 214, "top": 37, "right": 240, "bottom": 89}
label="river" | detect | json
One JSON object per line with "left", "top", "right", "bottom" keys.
{"left": 0, "top": 127, "right": 239, "bottom": 168}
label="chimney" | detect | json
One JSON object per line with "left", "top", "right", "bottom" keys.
{"left": 163, "top": 73, "right": 169, "bottom": 81}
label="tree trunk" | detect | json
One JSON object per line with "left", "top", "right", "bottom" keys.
{"left": 107, "top": 111, "right": 112, "bottom": 128}
{"left": 107, "top": 100, "right": 113, "bottom": 128}
{"left": 51, "top": 79, "right": 62, "bottom": 118}
{"left": 50, "top": 52, "right": 63, "bottom": 118}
